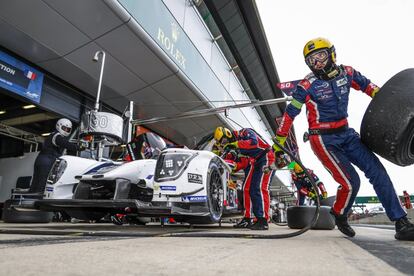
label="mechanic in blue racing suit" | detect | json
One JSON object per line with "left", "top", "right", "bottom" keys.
{"left": 214, "top": 127, "right": 274, "bottom": 230}
{"left": 289, "top": 162, "right": 327, "bottom": 205}
{"left": 29, "top": 118, "right": 82, "bottom": 193}
{"left": 273, "top": 38, "right": 414, "bottom": 240}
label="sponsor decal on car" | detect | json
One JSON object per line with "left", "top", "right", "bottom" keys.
{"left": 187, "top": 173, "right": 203, "bottom": 184}
{"left": 182, "top": 196, "right": 207, "bottom": 202}
{"left": 160, "top": 185, "right": 176, "bottom": 191}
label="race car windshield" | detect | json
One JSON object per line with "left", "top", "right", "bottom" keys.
{"left": 127, "top": 132, "right": 166, "bottom": 160}
{"left": 145, "top": 133, "right": 167, "bottom": 159}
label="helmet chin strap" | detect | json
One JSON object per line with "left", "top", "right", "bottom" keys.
{"left": 312, "top": 62, "right": 339, "bottom": 80}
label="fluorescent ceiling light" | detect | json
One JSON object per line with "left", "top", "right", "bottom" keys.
{"left": 22, "top": 104, "right": 36, "bottom": 109}
{"left": 0, "top": 110, "right": 6, "bottom": 115}
{"left": 41, "top": 132, "right": 51, "bottom": 136}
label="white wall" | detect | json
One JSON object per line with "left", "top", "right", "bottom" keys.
{"left": 0, "top": 152, "right": 38, "bottom": 202}
{"left": 162, "top": 0, "right": 272, "bottom": 142}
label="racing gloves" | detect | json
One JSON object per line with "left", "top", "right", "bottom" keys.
{"left": 308, "top": 191, "right": 317, "bottom": 201}
{"left": 272, "top": 135, "right": 288, "bottom": 168}
{"left": 272, "top": 135, "right": 286, "bottom": 153}
{"left": 223, "top": 141, "right": 238, "bottom": 151}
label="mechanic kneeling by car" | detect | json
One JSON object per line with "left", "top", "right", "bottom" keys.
{"left": 214, "top": 126, "right": 275, "bottom": 230}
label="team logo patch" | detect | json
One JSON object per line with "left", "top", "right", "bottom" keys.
{"left": 336, "top": 78, "right": 347, "bottom": 87}
{"left": 308, "top": 43, "right": 315, "bottom": 51}
{"left": 316, "top": 82, "right": 329, "bottom": 89}
{"left": 188, "top": 173, "right": 203, "bottom": 184}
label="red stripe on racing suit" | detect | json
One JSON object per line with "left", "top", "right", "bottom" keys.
{"left": 233, "top": 128, "right": 274, "bottom": 220}
{"left": 276, "top": 65, "right": 378, "bottom": 137}
{"left": 276, "top": 66, "right": 406, "bottom": 219}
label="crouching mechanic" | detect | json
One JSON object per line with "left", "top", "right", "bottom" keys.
{"left": 289, "top": 162, "right": 327, "bottom": 205}
{"left": 273, "top": 37, "right": 414, "bottom": 240}
{"left": 29, "top": 118, "right": 83, "bottom": 193}
{"left": 214, "top": 126, "right": 275, "bottom": 230}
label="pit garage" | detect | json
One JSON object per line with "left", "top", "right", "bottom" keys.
{"left": 0, "top": 48, "right": 122, "bottom": 211}
{"left": 0, "top": 0, "right": 297, "bottom": 224}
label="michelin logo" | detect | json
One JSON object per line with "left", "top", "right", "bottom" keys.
{"left": 182, "top": 196, "right": 207, "bottom": 202}
{"left": 160, "top": 185, "right": 176, "bottom": 191}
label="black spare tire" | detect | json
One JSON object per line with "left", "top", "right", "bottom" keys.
{"left": 287, "top": 206, "right": 335, "bottom": 230}
{"left": 361, "top": 68, "right": 414, "bottom": 166}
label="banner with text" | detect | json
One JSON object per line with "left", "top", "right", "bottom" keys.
{"left": 0, "top": 50, "right": 44, "bottom": 103}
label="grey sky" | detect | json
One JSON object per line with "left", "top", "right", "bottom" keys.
{"left": 257, "top": 0, "right": 414, "bottom": 196}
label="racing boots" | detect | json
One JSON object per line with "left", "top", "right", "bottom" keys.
{"left": 249, "top": 217, "right": 269, "bottom": 231}
{"left": 233, "top": 217, "right": 252, "bottom": 228}
{"left": 330, "top": 209, "right": 355, "bottom": 237}
{"left": 395, "top": 216, "right": 414, "bottom": 241}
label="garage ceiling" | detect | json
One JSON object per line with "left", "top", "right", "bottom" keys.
{"left": 0, "top": 0, "right": 224, "bottom": 145}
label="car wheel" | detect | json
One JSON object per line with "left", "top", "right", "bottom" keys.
{"left": 361, "top": 68, "right": 414, "bottom": 166}
{"left": 187, "top": 160, "right": 224, "bottom": 225}
{"left": 1, "top": 200, "right": 52, "bottom": 223}
{"left": 287, "top": 206, "right": 335, "bottom": 230}
{"left": 205, "top": 160, "right": 224, "bottom": 223}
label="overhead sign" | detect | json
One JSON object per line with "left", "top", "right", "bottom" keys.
{"left": 355, "top": 195, "right": 414, "bottom": 204}
{"left": 355, "top": 196, "right": 381, "bottom": 204}
{"left": 0, "top": 50, "right": 44, "bottom": 103}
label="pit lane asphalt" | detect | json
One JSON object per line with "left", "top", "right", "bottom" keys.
{"left": 0, "top": 222, "right": 413, "bottom": 275}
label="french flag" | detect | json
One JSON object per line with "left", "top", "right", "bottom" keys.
{"left": 24, "top": 69, "right": 36, "bottom": 80}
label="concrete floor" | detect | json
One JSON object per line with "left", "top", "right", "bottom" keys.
{"left": 1, "top": 222, "right": 413, "bottom": 276}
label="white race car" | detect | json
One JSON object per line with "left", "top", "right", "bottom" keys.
{"left": 34, "top": 132, "right": 242, "bottom": 224}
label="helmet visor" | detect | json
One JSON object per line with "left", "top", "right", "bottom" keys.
{"left": 305, "top": 49, "right": 329, "bottom": 70}
{"left": 62, "top": 126, "right": 72, "bottom": 133}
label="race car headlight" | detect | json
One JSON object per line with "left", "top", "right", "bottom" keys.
{"left": 47, "top": 159, "right": 67, "bottom": 185}
{"left": 154, "top": 152, "right": 197, "bottom": 182}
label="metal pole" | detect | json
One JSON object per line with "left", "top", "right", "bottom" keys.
{"left": 127, "top": 101, "right": 134, "bottom": 143}
{"left": 132, "top": 96, "right": 292, "bottom": 125}
{"left": 93, "top": 51, "right": 106, "bottom": 111}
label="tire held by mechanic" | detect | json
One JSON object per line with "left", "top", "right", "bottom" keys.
{"left": 361, "top": 68, "right": 414, "bottom": 166}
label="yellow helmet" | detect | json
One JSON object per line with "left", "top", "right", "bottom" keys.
{"left": 293, "top": 163, "right": 304, "bottom": 174}
{"left": 289, "top": 162, "right": 304, "bottom": 174}
{"left": 303, "top": 37, "right": 338, "bottom": 80}
{"left": 214, "top": 126, "right": 234, "bottom": 145}
{"left": 303, "top": 37, "right": 336, "bottom": 61}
